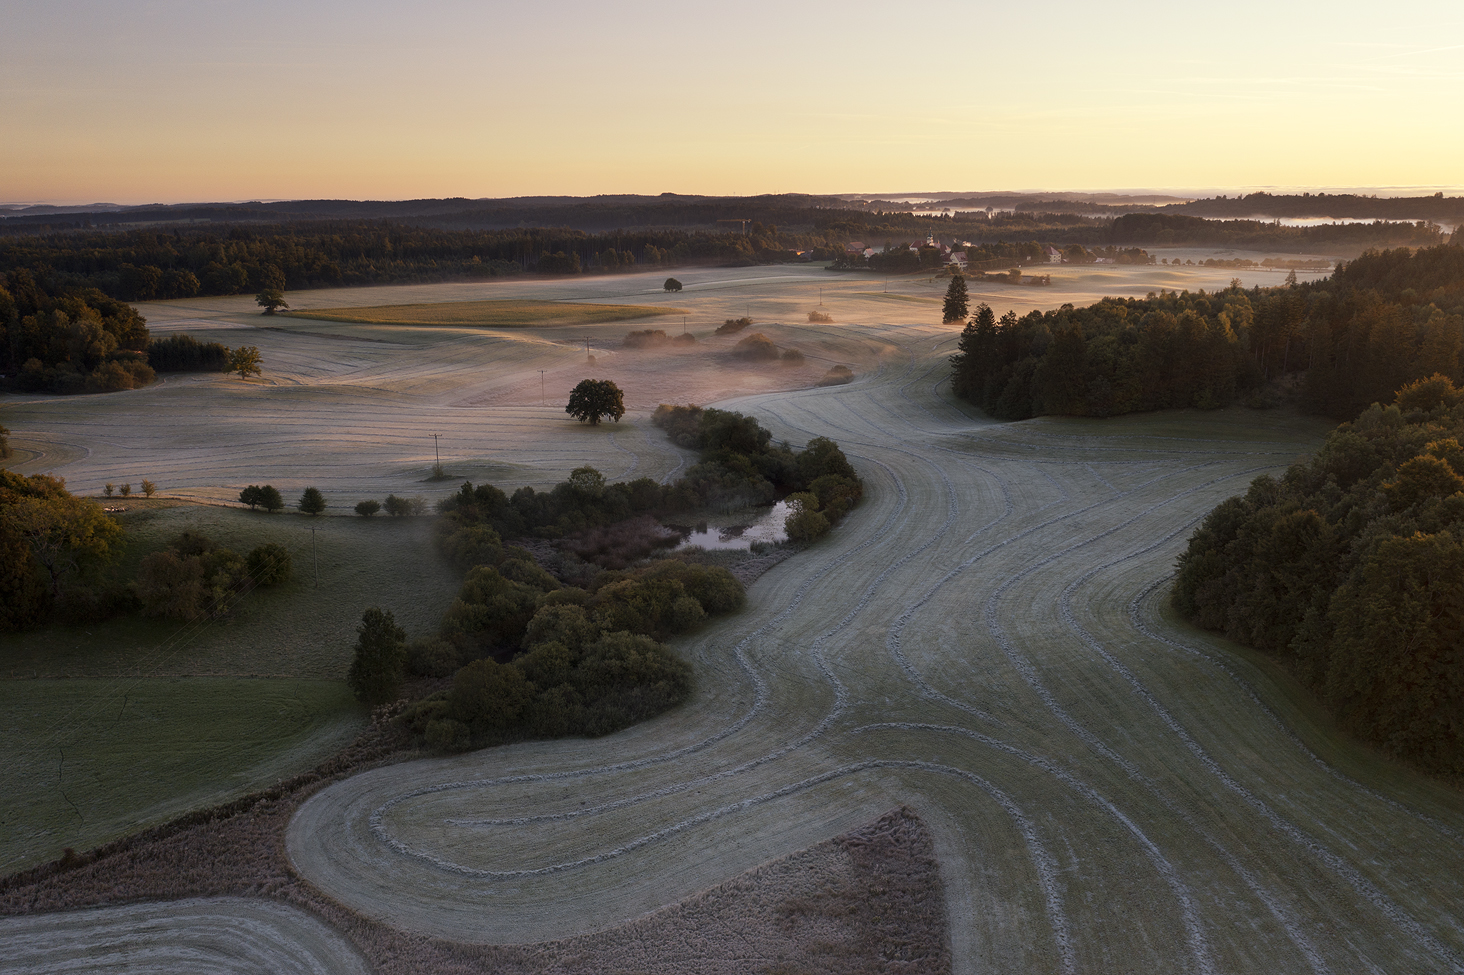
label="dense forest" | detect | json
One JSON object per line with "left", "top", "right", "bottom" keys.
{"left": 1174, "top": 376, "right": 1464, "bottom": 773}
{"left": 0, "top": 222, "right": 843, "bottom": 302}
{"left": 949, "top": 240, "right": 1464, "bottom": 421}
{"left": 1, "top": 269, "right": 154, "bottom": 392}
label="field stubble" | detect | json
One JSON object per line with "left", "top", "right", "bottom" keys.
{"left": 3, "top": 267, "right": 1462, "bottom": 973}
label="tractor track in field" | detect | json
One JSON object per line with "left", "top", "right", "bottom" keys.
{"left": 5, "top": 308, "right": 1462, "bottom": 973}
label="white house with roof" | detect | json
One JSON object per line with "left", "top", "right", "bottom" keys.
{"left": 1044, "top": 245, "right": 1063, "bottom": 263}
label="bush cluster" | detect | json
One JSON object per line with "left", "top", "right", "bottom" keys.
{"left": 385, "top": 406, "right": 861, "bottom": 753}
{"left": 715, "top": 317, "right": 752, "bottom": 335}
{"left": 135, "top": 531, "right": 291, "bottom": 620}
{"left": 147, "top": 334, "right": 230, "bottom": 372}
{"left": 1174, "top": 375, "right": 1464, "bottom": 772}
{"left": 394, "top": 551, "right": 738, "bottom": 751}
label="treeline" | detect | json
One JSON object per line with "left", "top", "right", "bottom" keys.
{"left": 949, "top": 289, "right": 1266, "bottom": 418}
{"left": 1108, "top": 213, "right": 1444, "bottom": 251}
{"left": 3, "top": 209, "right": 1447, "bottom": 314}
{"left": 949, "top": 242, "right": 1464, "bottom": 421}
{"left": 1176, "top": 191, "right": 1464, "bottom": 225}
{"left": 146, "top": 334, "right": 230, "bottom": 372}
{"left": 1174, "top": 376, "right": 1464, "bottom": 773}
{"left": 0, "top": 222, "right": 844, "bottom": 302}
{"left": 1, "top": 269, "right": 154, "bottom": 393}
{"left": 1303, "top": 245, "right": 1464, "bottom": 418}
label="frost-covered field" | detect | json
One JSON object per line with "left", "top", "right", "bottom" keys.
{"left": 5, "top": 263, "right": 1462, "bottom": 974}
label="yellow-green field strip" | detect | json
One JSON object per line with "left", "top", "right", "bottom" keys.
{"left": 287, "top": 298, "right": 678, "bottom": 328}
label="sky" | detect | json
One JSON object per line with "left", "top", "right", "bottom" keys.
{"left": 3, "top": 0, "right": 1462, "bottom": 204}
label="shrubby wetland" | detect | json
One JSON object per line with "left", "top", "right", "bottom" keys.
{"left": 2, "top": 209, "right": 1464, "bottom": 974}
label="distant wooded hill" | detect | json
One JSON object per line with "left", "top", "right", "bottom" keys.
{"left": 1174, "top": 191, "right": 1464, "bottom": 225}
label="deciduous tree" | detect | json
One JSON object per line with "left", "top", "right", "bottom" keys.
{"left": 228, "top": 345, "right": 262, "bottom": 379}
{"left": 256, "top": 289, "right": 288, "bottom": 314}
{"left": 566, "top": 379, "right": 625, "bottom": 425}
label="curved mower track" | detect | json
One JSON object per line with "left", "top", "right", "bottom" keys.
{"left": 279, "top": 327, "right": 1464, "bottom": 974}
{"left": 0, "top": 898, "right": 370, "bottom": 975}
{"left": 6, "top": 285, "right": 1463, "bottom": 972}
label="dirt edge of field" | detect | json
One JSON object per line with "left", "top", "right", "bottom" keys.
{"left": 0, "top": 717, "right": 950, "bottom": 975}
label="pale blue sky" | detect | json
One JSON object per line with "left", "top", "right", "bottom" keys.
{"left": 3, "top": 0, "right": 1461, "bottom": 202}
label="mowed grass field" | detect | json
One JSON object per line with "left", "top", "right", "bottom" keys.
{"left": 0, "top": 501, "right": 463, "bottom": 872}
{"left": 12, "top": 259, "right": 1456, "bottom": 975}
{"left": 0, "top": 678, "right": 359, "bottom": 873}
{"left": 288, "top": 298, "right": 677, "bottom": 329}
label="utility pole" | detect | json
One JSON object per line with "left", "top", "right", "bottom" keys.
{"left": 305, "top": 526, "right": 323, "bottom": 588}
{"left": 431, "top": 433, "right": 441, "bottom": 468}
{"left": 540, "top": 369, "right": 545, "bottom": 405}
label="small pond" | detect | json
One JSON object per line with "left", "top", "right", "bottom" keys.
{"left": 669, "top": 500, "right": 791, "bottom": 551}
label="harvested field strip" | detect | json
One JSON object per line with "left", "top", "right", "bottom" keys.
{"left": 0, "top": 898, "right": 371, "bottom": 975}
{"left": 7, "top": 272, "right": 1463, "bottom": 973}
{"left": 0, "top": 793, "right": 948, "bottom": 975}
{"left": 288, "top": 340, "right": 1464, "bottom": 974}
{"left": 289, "top": 299, "right": 678, "bottom": 328}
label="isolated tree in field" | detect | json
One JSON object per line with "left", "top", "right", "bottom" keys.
{"left": 298, "top": 486, "right": 326, "bottom": 515}
{"left": 355, "top": 499, "right": 381, "bottom": 517}
{"left": 256, "top": 289, "right": 288, "bottom": 314}
{"left": 228, "top": 345, "right": 262, "bottom": 379}
{"left": 140, "top": 479, "right": 157, "bottom": 497}
{"left": 348, "top": 607, "right": 407, "bottom": 705}
{"left": 942, "top": 273, "right": 969, "bottom": 324}
{"left": 663, "top": 277, "right": 683, "bottom": 292}
{"left": 566, "top": 379, "right": 625, "bottom": 425}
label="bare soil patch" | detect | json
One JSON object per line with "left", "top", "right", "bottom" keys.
{"left": 0, "top": 718, "right": 948, "bottom": 975}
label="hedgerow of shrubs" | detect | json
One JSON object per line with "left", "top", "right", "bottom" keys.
{"left": 1173, "top": 374, "right": 1464, "bottom": 773}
